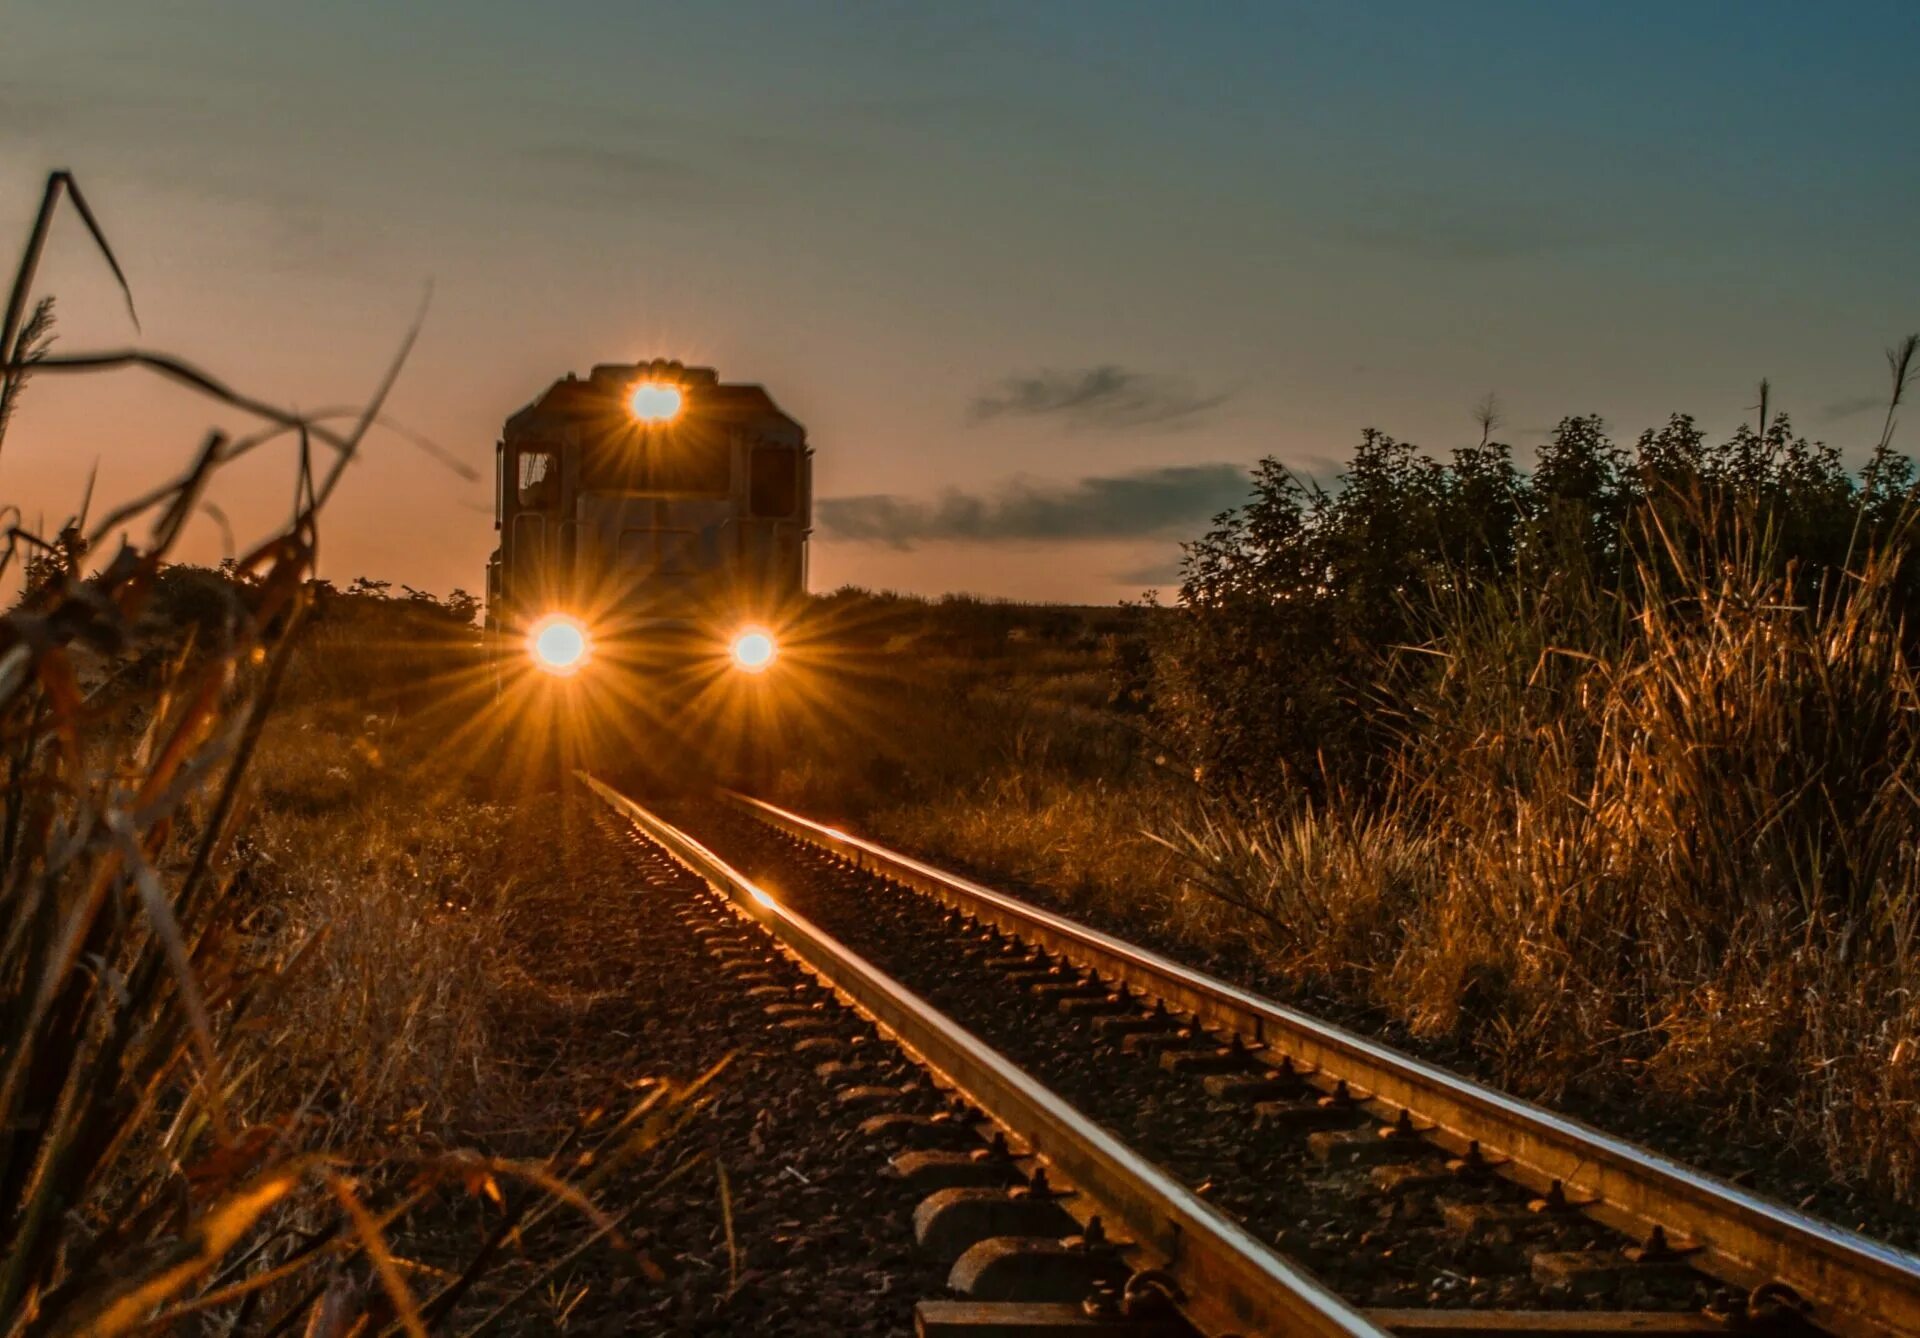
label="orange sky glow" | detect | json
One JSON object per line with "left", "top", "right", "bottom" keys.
{"left": 3, "top": 4, "right": 1913, "bottom": 605}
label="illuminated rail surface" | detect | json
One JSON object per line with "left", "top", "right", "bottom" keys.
{"left": 587, "top": 776, "right": 1385, "bottom": 1338}
{"left": 712, "top": 789, "right": 1920, "bottom": 1338}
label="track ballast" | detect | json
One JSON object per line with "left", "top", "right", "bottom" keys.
{"left": 587, "top": 777, "right": 1920, "bottom": 1338}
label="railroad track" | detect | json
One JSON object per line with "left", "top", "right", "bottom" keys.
{"left": 585, "top": 776, "right": 1920, "bottom": 1338}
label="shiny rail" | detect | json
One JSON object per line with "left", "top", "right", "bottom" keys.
{"left": 583, "top": 775, "right": 1385, "bottom": 1338}
{"left": 724, "top": 788, "right": 1920, "bottom": 1338}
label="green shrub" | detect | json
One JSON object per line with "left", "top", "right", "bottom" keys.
{"left": 1156, "top": 373, "right": 1920, "bottom": 809}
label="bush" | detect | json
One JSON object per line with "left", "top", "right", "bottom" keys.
{"left": 1145, "top": 342, "right": 1920, "bottom": 1192}
{"left": 1156, "top": 374, "right": 1920, "bottom": 808}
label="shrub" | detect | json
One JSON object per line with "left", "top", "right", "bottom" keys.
{"left": 1146, "top": 341, "right": 1920, "bottom": 1191}
{"left": 1156, "top": 361, "right": 1920, "bottom": 809}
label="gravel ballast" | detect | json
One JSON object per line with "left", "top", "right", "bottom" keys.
{"left": 431, "top": 796, "right": 955, "bottom": 1335}
{"left": 669, "top": 799, "right": 1734, "bottom": 1315}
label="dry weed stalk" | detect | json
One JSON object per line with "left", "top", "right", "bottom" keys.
{"left": 0, "top": 170, "right": 661, "bottom": 1335}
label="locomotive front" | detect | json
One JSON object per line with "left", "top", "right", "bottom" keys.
{"left": 484, "top": 361, "right": 811, "bottom": 733}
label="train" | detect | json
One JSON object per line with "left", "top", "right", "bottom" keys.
{"left": 484, "top": 361, "right": 813, "bottom": 757}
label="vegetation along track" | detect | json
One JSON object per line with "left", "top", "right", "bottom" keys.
{"left": 591, "top": 779, "right": 1920, "bottom": 1338}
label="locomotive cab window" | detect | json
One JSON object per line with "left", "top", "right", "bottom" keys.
{"left": 749, "top": 446, "right": 798, "bottom": 518}
{"left": 517, "top": 449, "right": 559, "bottom": 509}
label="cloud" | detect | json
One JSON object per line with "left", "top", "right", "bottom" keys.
{"left": 0, "top": 74, "right": 209, "bottom": 143}
{"left": 520, "top": 123, "right": 861, "bottom": 210}
{"left": 1342, "top": 191, "right": 1608, "bottom": 262}
{"left": 0, "top": 87, "right": 61, "bottom": 137}
{"left": 1821, "top": 395, "right": 1885, "bottom": 423}
{"left": 520, "top": 143, "right": 715, "bottom": 207}
{"left": 818, "top": 463, "right": 1249, "bottom": 550}
{"left": 1113, "top": 554, "right": 1187, "bottom": 587}
{"left": 968, "top": 366, "right": 1229, "bottom": 431}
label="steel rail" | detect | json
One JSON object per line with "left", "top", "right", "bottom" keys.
{"left": 724, "top": 788, "right": 1920, "bottom": 1338}
{"left": 584, "top": 775, "right": 1387, "bottom": 1338}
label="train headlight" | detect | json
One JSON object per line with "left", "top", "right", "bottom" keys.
{"left": 529, "top": 613, "right": 591, "bottom": 676}
{"left": 729, "top": 628, "right": 777, "bottom": 673}
{"left": 627, "top": 380, "right": 683, "bottom": 423}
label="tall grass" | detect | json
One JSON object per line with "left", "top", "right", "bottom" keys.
{"left": 0, "top": 169, "right": 403, "bottom": 1333}
{"left": 0, "top": 171, "right": 673, "bottom": 1335}
{"left": 1161, "top": 499, "right": 1920, "bottom": 1194}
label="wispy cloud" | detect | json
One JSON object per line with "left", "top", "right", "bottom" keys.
{"left": 1343, "top": 190, "right": 1608, "bottom": 262}
{"left": 519, "top": 121, "right": 864, "bottom": 211}
{"left": 0, "top": 87, "right": 61, "bottom": 137}
{"left": 532, "top": 144, "right": 707, "bottom": 186}
{"left": 0, "top": 74, "right": 212, "bottom": 143}
{"left": 1113, "top": 554, "right": 1187, "bottom": 587}
{"left": 968, "top": 366, "right": 1229, "bottom": 431}
{"left": 1821, "top": 394, "right": 1885, "bottom": 423}
{"left": 517, "top": 143, "right": 717, "bottom": 209}
{"left": 819, "top": 462, "right": 1249, "bottom": 550}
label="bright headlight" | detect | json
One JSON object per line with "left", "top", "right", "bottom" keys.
{"left": 730, "top": 628, "right": 777, "bottom": 673}
{"left": 627, "top": 380, "right": 683, "bottom": 423}
{"left": 529, "top": 613, "right": 590, "bottom": 675}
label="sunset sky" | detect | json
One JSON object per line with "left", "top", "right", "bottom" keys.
{"left": 2, "top": 2, "right": 1914, "bottom": 603}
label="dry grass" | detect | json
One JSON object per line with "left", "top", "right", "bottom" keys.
{"left": 232, "top": 707, "right": 517, "bottom": 1148}
{"left": 764, "top": 600, "right": 1179, "bottom": 912}
{"left": 1385, "top": 522, "right": 1920, "bottom": 1185}
{"left": 0, "top": 170, "right": 675, "bottom": 1335}
{"left": 779, "top": 519, "right": 1920, "bottom": 1206}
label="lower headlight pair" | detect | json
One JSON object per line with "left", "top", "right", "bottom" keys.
{"left": 729, "top": 629, "right": 776, "bottom": 672}
{"left": 529, "top": 614, "right": 591, "bottom": 675}
{"left": 525, "top": 614, "right": 777, "bottom": 676}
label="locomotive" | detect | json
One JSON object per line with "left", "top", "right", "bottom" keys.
{"left": 484, "top": 360, "right": 812, "bottom": 745}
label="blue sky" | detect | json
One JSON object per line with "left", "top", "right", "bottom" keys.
{"left": 2, "top": 2, "right": 1914, "bottom": 600}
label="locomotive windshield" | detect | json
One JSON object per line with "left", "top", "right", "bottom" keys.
{"left": 578, "top": 421, "right": 731, "bottom": 496}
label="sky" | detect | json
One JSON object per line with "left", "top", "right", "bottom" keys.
{"left": 1, "top": 2, "right": 1915, "bottom": 603}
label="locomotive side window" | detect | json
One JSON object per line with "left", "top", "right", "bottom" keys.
{"left": 517, "top": 449, "right": 559, "bottom": 509}
{"left": 749, "top": 446, "right": 798, "bottom": 518}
